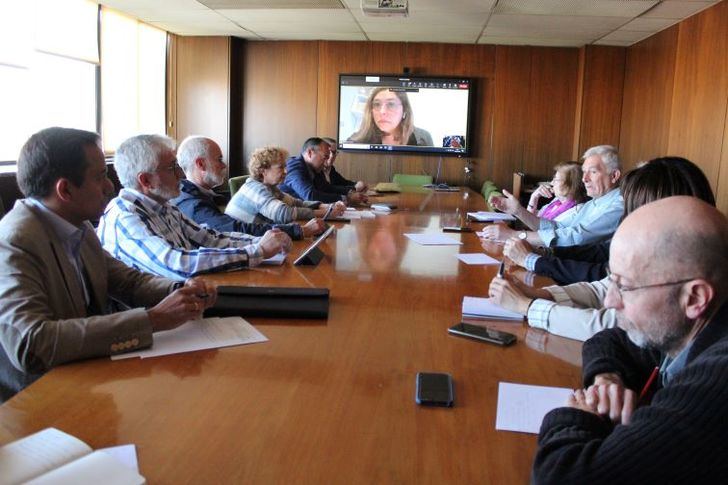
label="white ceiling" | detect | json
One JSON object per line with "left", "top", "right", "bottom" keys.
{"left": 94, "top": 0, "right": 722, "bottom": 47}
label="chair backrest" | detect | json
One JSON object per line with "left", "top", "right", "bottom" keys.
{"left": 480, "top": 180, "right": 497, "bottom": 198}
{"left": 392, "top": 173, "right": 433, "bottom": 186}
{"left": 512, "top": 172, "right": 524, "bottom": 201}
{"left": 228, "top": 175, "right": 249, "bottom": 196}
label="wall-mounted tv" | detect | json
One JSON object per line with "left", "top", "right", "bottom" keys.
{"left": 337, "top": 74, "right": 473, "bottom": 157}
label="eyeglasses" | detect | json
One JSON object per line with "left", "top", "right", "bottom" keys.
{"left": 606, "top": 270, "right": 697, "bottom": 303}
{"left": 155, "top": 160, "right": 183, "bottom": 174}
{"left": 372, "top": 100, "right": 402, "bottom": 111}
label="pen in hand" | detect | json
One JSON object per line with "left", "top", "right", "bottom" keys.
{"left": 497, "top": 260, "right": 506, "bottom": 278}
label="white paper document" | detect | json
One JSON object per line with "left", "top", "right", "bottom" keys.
{"left": 98, "top": 445, "right": 139, "bottom": 472}
{"left": 261, "top": 252, "right": 286, "bottom": 265}
{"left": 467, "top": 211, "right": 516, "bottom": 222}
{"left": 496, "top": 382, "right": 573, "bottom": 434}
{"left": 457, "top": 253, "right": 500, "bottom": 265}
{"left": 0, "top": 428, "right": 145, "bottom": 485}
{"left": 462, "top": 296, "right": 524, "bottom": 321}
{"left": 404, "top": 233, "right": 463, "bottom": 246}
{"left": 111, "top": 317, "right": 268, "bottom": 360}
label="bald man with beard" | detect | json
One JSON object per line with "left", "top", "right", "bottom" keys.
{"left": 532, "top": 196, "right": 728, "bottom": 484}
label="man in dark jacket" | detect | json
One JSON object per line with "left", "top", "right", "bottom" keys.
{"left": 533, "top": 197, "right": 728, "bottom": 484}
{"left": 171, "top": 136, "right": 324, "bottom": 240}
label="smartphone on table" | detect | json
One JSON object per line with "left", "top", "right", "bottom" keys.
{"left": 448, "top": 322, "right": 516, "bottom": 346}
{"left": 415, "top": 372, "right": 454, "bottom": 407}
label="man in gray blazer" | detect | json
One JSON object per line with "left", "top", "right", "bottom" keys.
{"left": 0, "top": 127, "right": 217, "bottom": 402}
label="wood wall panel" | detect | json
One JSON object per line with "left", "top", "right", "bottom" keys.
{"left": 492, "top": 46, "right": 580, "bottom": 189}
{"left": 175, "top": 36, "right": 231, "bottom": 163}
{"left": 717, "top": 109, "right": 728, "bottom": 214}
{"left": 667, "top": 0, "right": 728, "bottom": 191}
{"left": 577, "top": 46, "right": 626, "bottom": 155}
{"left": 492, "top": 46, "right": 532, "bottom": 189}
{"left": 242, "top": 41, "right": 319, "bottom": 167}
{"left": 619, "top": 26, "right": 678, "bottom": 169}
{"left": 523, "top": 48, "right": 579, "bottom": 179}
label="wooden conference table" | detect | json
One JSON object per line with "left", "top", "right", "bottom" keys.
{"left": 0, "top": 187, "right": 583, "bottom": 484}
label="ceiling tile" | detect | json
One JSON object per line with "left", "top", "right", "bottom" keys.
{"left": 620, "top": 17, "right": 677, "bottom": 31}
{"left": 128, "top": 8, "right": 233, "bottom": 22}
{"left": 487, "top": 13, "right": 630, "bottom": 33}
{"left": 599, "top": 29, "right": 652, "bottom": 42}
{"left": 254, "top": 32, "right": 367, "bottom": 40}
{"left": 218, "top": 8, "right": 353, "bottom": 23}
{"left": 493, "top": 0, "right": 658, "bottom": 17}
{"left": 199, "top": 0, "right": 344, "bottom": 8}
{"left": 593, "top": 39, "right": 635, "bottom": 46}
{"left": 641, "top": 1, "right": 715, "bottom": 19}
{"left": 97, "top": 0, "right": 209, "bottom": 10}
{"left": 367, "top": 31, "right": 480, "bottom": 43}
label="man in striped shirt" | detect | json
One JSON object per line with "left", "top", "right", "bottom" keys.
{"left": 98, "top": 135, "right": 291, "bottom": 280}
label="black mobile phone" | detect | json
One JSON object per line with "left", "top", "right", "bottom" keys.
{"left": 442, "top": 226, "right": 473, "bottom": 233}
{"left": 415, "top": 372, "right": 454, "bottom": 407}
{"left": 448, "top": 323, "right": 517, "bottom": 346}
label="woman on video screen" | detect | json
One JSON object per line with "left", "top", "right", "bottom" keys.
{"left": 347, "top": 88, "right": 433, "bottom": 146}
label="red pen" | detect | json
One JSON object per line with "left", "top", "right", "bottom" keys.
{"left": 638, "top": 366, "right": 660, "bottom": 402}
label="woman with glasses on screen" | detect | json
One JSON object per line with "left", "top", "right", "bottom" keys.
{"left": 347, "top": 88, "right": 433, "bottom": 146}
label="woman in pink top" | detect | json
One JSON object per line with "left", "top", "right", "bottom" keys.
{"left": 491, "top": 161, "right": 587, "bottom": 231}
{"left": 528, "top": 161, "right": 586, "bottom": 221}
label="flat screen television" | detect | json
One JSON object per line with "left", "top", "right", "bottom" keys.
{"left": 337, "top": 74, "right": 473, "bottom": 157}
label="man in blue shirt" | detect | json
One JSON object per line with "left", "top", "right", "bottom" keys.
{"left": 482, "top": 145, "right": 624, "bottom": 247}
{"left": 279, "top": 137, "right": 368, "bottom": 205}
{"left": 170, "top": 136, "right": 324, "bottom": 240}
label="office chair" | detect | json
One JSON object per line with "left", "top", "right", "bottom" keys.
{"left": 392, "top": 173, "right": 433, "bottom": 186}
{"left": 228, "top": 175, "right": 249, "bottom": 196}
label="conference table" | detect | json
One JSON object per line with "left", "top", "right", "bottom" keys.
{"left": 0, "top": 187, "right": 583, "bottom": 484}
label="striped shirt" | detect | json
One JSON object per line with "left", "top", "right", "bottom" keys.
{"left": 98, "top": 189, "right": 263, "bottom": 280}
{"left": 225, "top": 178, "right": 320, "bottom": 224}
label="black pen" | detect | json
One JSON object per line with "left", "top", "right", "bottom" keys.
{"left": 497, "top": 260, "right": 505, "bottom": 278}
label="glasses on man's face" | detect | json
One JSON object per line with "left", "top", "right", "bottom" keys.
{"left": 372, "top": 100, "right": 402, "bottom": 112}
{"left": 156, "top": 159, "right": 183, "bottom": 175}
{"left": 606, "top": 269, "right": 696, "bottom": 304}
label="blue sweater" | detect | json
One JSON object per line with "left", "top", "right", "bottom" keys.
{"left": 278, "top": 155, "right": 348, "bottom": 203}
{"left": 171, "top": 180, "right": 303, "bottom": 240}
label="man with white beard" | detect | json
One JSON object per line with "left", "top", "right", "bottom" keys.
{"left": 98, "top": 134, "right": 291, "bottom": 280}
{"left": 532, "top": 196, "right": 728, "bottom": 483}
{"left": 170, "top": 136, "right": 323, "bottom": 240}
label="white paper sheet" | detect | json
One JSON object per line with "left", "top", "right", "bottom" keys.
{"left": 404, "top": 233, "right": 463, "bottom": 246}
{"left": 111, "top": 317, "right": 268, "bottom": 360}
{"left": 261, "top": 252, "right": 286, "bottom": 265}
{"left": 467, "top": 211, "right": 516, "bottom": 222}
{"left": 457, "top": 253, "right": 500, "bottom": 265}
{"left": 462, "top": 296, "right": 524, "bottom": 320}
{"left": 98, "top": 445, "right": 139, "bottom": 472}
{"left": 496, "top": 382, "right": 573, "bottom": 434}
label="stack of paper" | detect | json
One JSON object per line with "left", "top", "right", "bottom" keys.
{"left": 456, "top": 253, "right": 500, "bottom": 265}
{"left": 111, "top": 317, "right": 268, "bottom": 360}
{"left": 495, "top": 382, "right": 573, "bottom": 434}
{"left": 462, "top": 296, "right": 524, "bottom": 321}
{"left": 467, "top": 211, "right": 516, "bottom": 222}
{"left": 0, "top": 428, "right": 145, "bottom": 485}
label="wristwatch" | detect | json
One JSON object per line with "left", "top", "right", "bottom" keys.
{"left": 518, "top": 231, "right": 527, "bottom": 240}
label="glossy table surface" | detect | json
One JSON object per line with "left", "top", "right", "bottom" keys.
{"left": 0, "top": 188, "right": 582, "bottom": 484}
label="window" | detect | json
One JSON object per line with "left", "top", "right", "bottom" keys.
{"left": 101, "top": 9, "right": 167, "bottom": 153}
{"left": 0, "top": 0, "right": 98, "bottom": 163}
{"left": 0, "top": 1, "right": 167, "bottom": 164}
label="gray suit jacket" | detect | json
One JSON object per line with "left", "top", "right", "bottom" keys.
{"left": 0, "top": 200, "right": 176, "bottom": 401}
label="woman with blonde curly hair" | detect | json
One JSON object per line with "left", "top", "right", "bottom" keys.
{"left": 225, "top": 146, "right": 342, "bottom": 228}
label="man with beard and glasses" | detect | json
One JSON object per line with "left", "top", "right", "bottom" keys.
{"left": 170, "top": 136, "right": 322, "bottom": 240}
{"left": 98, "top": 134, "right": 291, "bottom": 280}
{"left": 532, "top": 196, "right": 728, "bottom": 484}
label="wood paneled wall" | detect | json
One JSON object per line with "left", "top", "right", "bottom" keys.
{"left": 236, "top": 41, "right": 584, "bottom": 191}
{"left": 619, "top": 0, "right": 728, "bottom": 213}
